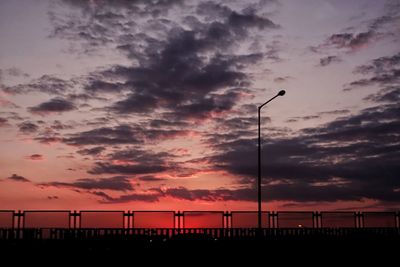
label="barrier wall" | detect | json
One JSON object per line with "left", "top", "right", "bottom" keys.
{"left": 24, "top": 211, "right": 70, "bottom": 228}
{"left": 0, "top": 211, "right": 13, "bottom": 228}
{"left": 320, "top": 212, "right": 356, "bottom": 228}
{"left": 231, "top": 212, "right": 269, "bottom": 228}
{"left": 133, "top": 211, "right": 175, "bottom": 228}
{"left": 183, "top": 211, "right": 224, "bottom": 228}
{"left": 363, "top": 212, "right": 397, "bottom": 228}
{"left": 1, "top": 210, "right": 399, "bottom": 229}
{"left": 277, "top": 212, "right": 314, "bottom": 228}
{"left": 80, "top": 211, "right": 124, "bottom": 228}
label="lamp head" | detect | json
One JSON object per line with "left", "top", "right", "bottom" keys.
{"left": 278, "top": 90, "right": 286, "bottom": 96}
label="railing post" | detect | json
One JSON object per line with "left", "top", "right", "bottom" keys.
{"left": 313, "top": 211, "right": 321, "bottom": 228}
{"left": 15, "top": 210, "right": 23, "bottom": 240}
{"left": 175, "top": 211, "right": 183, "bottom": 230}
{"left": 223, "top": 211, "right": 231, "bottom": 229}
{"left": 71, "top": 210, "right": 79, "bottom": 229}
{"left": 124, "top": 211, "right": 132, "bottom": 229}
{"left": 356, "top": 212, "right": 363, "bottom": 228}
{"left": 270, "top": 211, "right": 278, "bottom": 228}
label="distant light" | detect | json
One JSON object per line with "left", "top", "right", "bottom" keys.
{"left": 298, "top": 224, "right": 303, "bottom": 228}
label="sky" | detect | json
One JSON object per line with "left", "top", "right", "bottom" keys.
{"left": 0, "top": 0, "right": 399, "bottom": 212}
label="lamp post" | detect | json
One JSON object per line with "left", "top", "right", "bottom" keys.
{"left": 258, "top": 90, "right": 286, "bottom": 231}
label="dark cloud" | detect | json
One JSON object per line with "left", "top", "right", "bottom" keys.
{"left": 60, "top": 0, "right": 183, "bottom": 15}
{"left": 44, "top": 176, "right": 133, "bottom": 191}
{"left": 84, "top": 80, "right": 126, "bottom": 94}
{"left": 214, "top": 116, "right": 264, "bottom": 131}
{"left": 90, "top": 191, "right": 114, "bottom": 202}
{"left": 168, "top": 90, "right": 244, "bottom": 120}
{"left": 7, "top": 174, "right": 30, "bottom": 182}
{"left": 91, "top": 187, "right": 224, "bottom": 203}
{"left": 63, "top": 124, "right": 192, "bottom": 146}
{"left": 88, "top": 162, "right": 167, "bottom": 175}
{"left": 273, "top": 76, "right": 292, "bottom": 83}
{"left": 138, "top": 176, "right": 166, "bottom": 182}
{"left": 84, "top": 116, "right": 114, "bottom": 126}
{"left": 49, "top": 1, "right": 277, "bottom": 120}
{"left": 319, "top": 56, "right": 341, "bottom": 66}
{"left": 204, "top": 115, "right": 262, "bottom": 144}
{"left": 353, "top": 52, "right": 400, "bottom": 75}
{"left": 346, "top": 52, "right": 400, "bottom": 105}
{"left": 67, "top": 93, "right": 107, "bottom": 102}
{"left": 318, "top": 109, "right": 350, "bottom": 116}
{"left": 158, "top": 186, "right": 374, "bottom": 203}
{"left": 2, "top": 75, "right": 74, "bottom": 95}
{"left": 77, "top": 146, "right": 105, "bottom": 156}
{"left": 50, "top": 0, "right": 184, "bottom": 57}
{"left": 104, "top": 51, "right": 256, "bottom": 119}
{"left": 50, "top": 120, "right": 75, "bottom": 130}
{"left": 203, "top": 103, "right": 400, "bottom": 203}
{"left": 287, "top": 110, "right": 349, "bottom": 123}
{"left": 111, "top": 93, "right": 158, "bottom": 113}
{"left": 323, "top": 31, "right": 378, "bottom": 52}
{"left": 0, "top": 117, "right": 9, "bottom": 127}
{"left": 1, "top": 112, "right": 25, "bottom": 121}
{"left": 64, "top": 125, "right": 139, "bottom": 145}
{"left": 94, "top": 180, "right": 400, "bottom": 203}
{"left": 34, "top": 135, "right": 62, "bottom": 144}
{"left": 84, "top": 147, "right": 194, "bottom": 177}
{"left": 96, "top": 191, "right": 160, "bottom": 203}
{"left": 25, "top": 154, "right": 44, "bottom": 160}
{"left": 163, "top": 187, "right": 227, "bottom": 201}
{"left": 96, "top": 183, "right": 376, "bottom": 204}
{"left": 317, "top": 2, "right": 400, "bottom": 54}
{"left": 28, "top": 98, "right": 76, "bottom": 115}
{"left": 364, "top": 86, "right": 400, "bottom": 103}
{"left": 286, "top": 115, "right": 322, "bottom": 123}
{"left": 109, "top": 148, "right": 174, "bottom": 165}
{"left": 149, "top": 119, "right": 188, "bottom": 128}
{"left": 92, "top": 187, "right": 227, "bottom": 203}
{"left": 228, "top": 11, "right": 279, "bottom": 31}
{"left": 18, "top": 121, "right": 39, "bottom": 134}
{"left": 1, "top": 67, "right": 29, "bottom": 78}
{"left": 347, "top": 69, "right": 400, "bottom": 89}
{"left": 301, "top": 115, "right": 320, "bottom": 120}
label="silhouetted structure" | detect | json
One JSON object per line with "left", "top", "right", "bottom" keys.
{"left": 257, "top": 90, "right": 286, "bottom": 230}
{"left": 1, "top": 210, "right": 399, "bottom": 257}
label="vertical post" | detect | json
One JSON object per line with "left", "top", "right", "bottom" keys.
{"left": 72, "top": 210, "right": 77, "bottom": 229}
{"left": 258, "top": 107, "right": 262, "bottom": 231}
{"left": 256, "top": 90, "right": 285, "bottom": 233}
{"left": 17, "top": 210, "right": 22, "bottom": 229}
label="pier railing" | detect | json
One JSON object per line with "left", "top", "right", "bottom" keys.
{"left": 1, "top": 210, "right": 399, "bottom": 229}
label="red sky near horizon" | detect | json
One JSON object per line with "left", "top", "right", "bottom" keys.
{"left": 0, "top": 0, "right": 399, "bottom": 212}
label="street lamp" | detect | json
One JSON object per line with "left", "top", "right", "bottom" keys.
{"left": 258, "top": 90, "right": 285, "bottom": 231}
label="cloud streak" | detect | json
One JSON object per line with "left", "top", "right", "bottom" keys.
{"left": 7, "top": 174, "right": 30, "bottom": 182}
{"left": 25, "top": 154, "right": 44, "bottom": 160}
{"left": 28, "top": 98, "right": 76, "bottom": 115}
{"left": 43, "top": 176, "right": 133, "bottom": 191}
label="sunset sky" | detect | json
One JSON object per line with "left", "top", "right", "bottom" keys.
{"left": 0, "top": 0, "right": 399, "bottom": 211}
